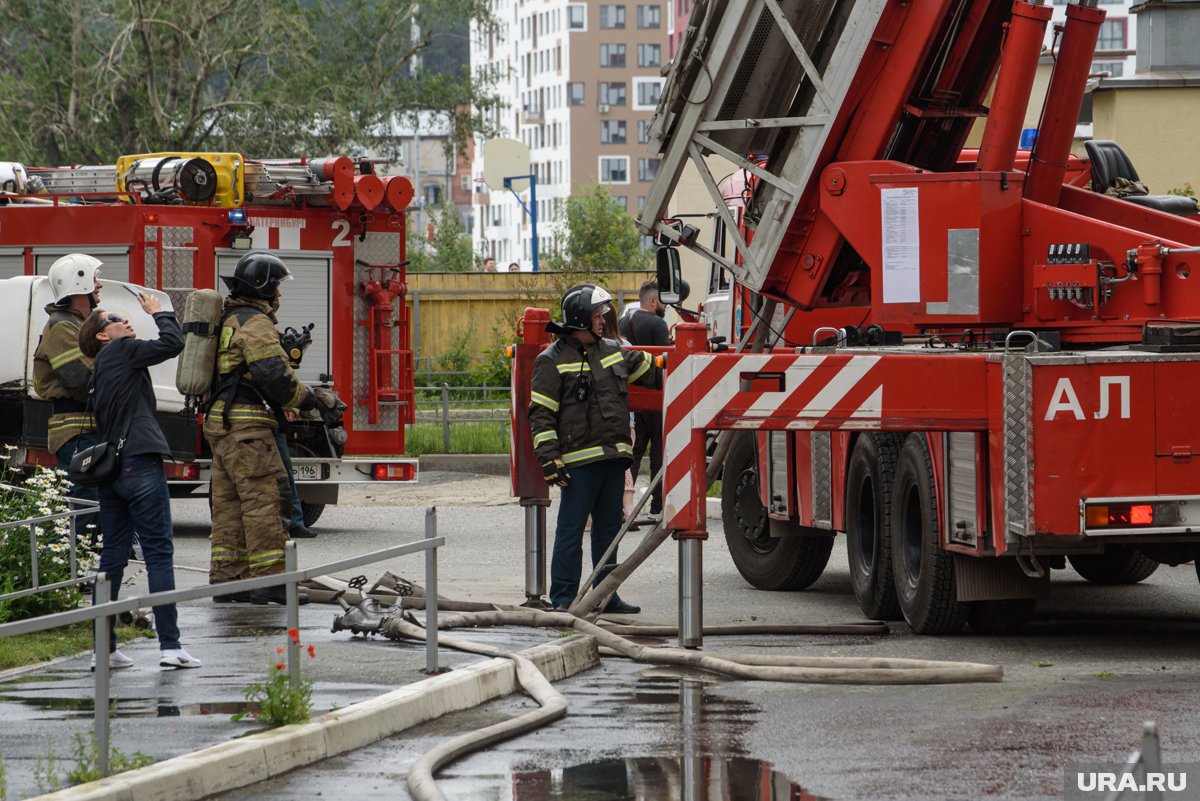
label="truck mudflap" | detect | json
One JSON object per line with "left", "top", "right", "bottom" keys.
{"left": 1007, "top": 351, "right": 1200, "bottom": 538}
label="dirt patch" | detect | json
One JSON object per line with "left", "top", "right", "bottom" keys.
{"left": 339, "top": 473, "right": 524, "bottom": 507}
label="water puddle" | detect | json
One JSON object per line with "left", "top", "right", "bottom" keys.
{"left": 510, "top": 756, "right": 822, "bottom": 800}
{"left": 0, "top": 694, "right": 258, "bottom": 718}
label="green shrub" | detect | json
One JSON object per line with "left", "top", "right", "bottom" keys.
{"left": 0, "top": 458, "right": 98, "bottom": 622}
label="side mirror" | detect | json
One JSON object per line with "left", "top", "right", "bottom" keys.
{"left": 656, "top": 247, "right": 682, "bottom": 305}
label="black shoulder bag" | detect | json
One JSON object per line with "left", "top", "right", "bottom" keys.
{"left": 67, "top": 384, "right": 133, "bottom": 489}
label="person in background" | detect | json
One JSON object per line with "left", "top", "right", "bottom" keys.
{"left": 508, "top": 262, "right": 521, "bottom": 272}
{"left": 79, "top": 294, "right": 201, "bottom": 670}
{"left": 483, "top": 257, "right": 497, "bottom": 272}
{"left": 528, "top": 284, "right": 660, "bottom": 614}
{"left": 618, "top": 280, "right": 670, "bottom": 518}
{"left": 33, "top": 254, "right": 104, "bottom": 544}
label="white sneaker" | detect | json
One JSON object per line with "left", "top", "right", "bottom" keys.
{"left": 159, "top": 648, "right": 202, "bottom": 669}
{"left": 90, "top": 649, "right": 134, "bottom": 671}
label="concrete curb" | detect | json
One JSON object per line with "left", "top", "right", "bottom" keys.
{"left": 33, "top": 634, "right": 600, "bottom": 801}
{"left": 418, "top": 454, "right": 509, "bottom": 475}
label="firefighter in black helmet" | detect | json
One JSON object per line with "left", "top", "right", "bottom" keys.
{"left": 528, "top": 284, "right": 661, "bottom": 614}
{"left": 205, "top": 252, "right": 316, "bottom": 605}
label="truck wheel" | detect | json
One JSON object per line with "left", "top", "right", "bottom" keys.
{"left": 891, "top": 434, "right": 968, "bottom": 634}
{"left": 1068, "top": 547, "right": 1159, "bottom": 584}
{"left": 721, "top": 432, "right": 833, "bottom": 591}
{"left": 301, "top": 502, "right": 325, "bottom": 527}
{"left": 967, "top": 599, "right": 1036, "bottom": 634}
{"left": 844, "top": 433, "right": 902, "bottom": 620}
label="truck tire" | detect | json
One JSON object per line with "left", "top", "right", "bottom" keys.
{"left": 891, "top": 434, "right": 968, "bottom": 634}
{"left": 1068, "top": 547, "right": 1159, "bottom": 584}
{"left": 301, "top": 502, "right": 325, "bottom": 527}
{"left": 844, "top": 433, "right": 902, "bottom": 620}
{"left": 967, "top": 599, "right": 1036, "bottom": 634}
{"left": 721, "top": 432, "right": 833, "bottom": 591}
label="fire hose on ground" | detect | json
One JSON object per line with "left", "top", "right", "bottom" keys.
{"left": 328, "top": 583, "right": 1003, "bottom": 801}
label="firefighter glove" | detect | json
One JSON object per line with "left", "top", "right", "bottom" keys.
{"left": 542, "top": 458, "right": 570, "bottom": 488}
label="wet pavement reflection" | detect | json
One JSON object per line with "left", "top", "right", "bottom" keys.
{"left": 510, "top": 755, "right": 817, "bottom": 801}
{"left": 504, "top": 677, "right": 821, "bottom": 801}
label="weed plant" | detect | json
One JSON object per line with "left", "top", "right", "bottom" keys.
{"left": 235, "top": 628, "right": 316, "bottom": 726}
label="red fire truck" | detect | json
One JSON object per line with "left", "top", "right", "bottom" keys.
{"left": 512, "top": 0, "right": 1200, "bottom": 634}
{"left": 0, "top": 153, "right": 416, "bottom": 525}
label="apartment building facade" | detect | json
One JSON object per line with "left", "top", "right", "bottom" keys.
{"left": 471, "top": 1, "right": 670, "bottom": 269}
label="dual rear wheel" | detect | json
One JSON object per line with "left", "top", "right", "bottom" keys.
{"left": 846, "top": 433, "right": 1035, "bottom": 635}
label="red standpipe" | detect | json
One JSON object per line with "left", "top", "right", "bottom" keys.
{"left": 359, "top": 269, "right": 406, "bottom": 422}
{"left": 976, "top": 1, "right": 1053, "bottom": 172}
{"left": 1023, "top": 1, "right": 1105, "bottom": 205}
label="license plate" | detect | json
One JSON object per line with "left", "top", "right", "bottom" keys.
{"left": 292, "top": 464, "right": 321, "bottom": 481}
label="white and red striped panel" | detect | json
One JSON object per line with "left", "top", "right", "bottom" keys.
{"left": 663, "top": 353, "right": 889, "bottom": 530}
{"left": 661, "top": 350, "right": 994, "bottom": 531}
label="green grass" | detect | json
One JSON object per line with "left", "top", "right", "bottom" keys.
{"left": 405, "top": 421, "right": 509, "bottom": 456}
{"left": 0, "top": 622, "right": 153, "bottom": 671}
{"left": 707, "top": 480, "right": 722, "bottom": 498}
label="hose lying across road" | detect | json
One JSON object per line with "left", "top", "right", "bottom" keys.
{"left": 329, "top": 596, "right": 1003, "bottom": 801}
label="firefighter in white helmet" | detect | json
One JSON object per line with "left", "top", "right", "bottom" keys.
{"left": 33, "top": 253, "right": 104, "bottom": 541}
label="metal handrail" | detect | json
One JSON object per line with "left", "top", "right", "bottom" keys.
{"left": 0, "top": 509, "right": 445, "bottom": 777}
{"left": 0, "top": 483, "right": 99, "bottom": 603}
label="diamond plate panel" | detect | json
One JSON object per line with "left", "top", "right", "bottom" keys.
{"left": 160, "top": 226, "right": 194, "bottom": 314}
{"left": 1003, "top": 354, "right": 1032, "bottom": 539}
{"left": 811, "top": 431, "right": 832, "bottom": 528}
{"left": 352, "top": 232, "right": 402, "bottom": 431}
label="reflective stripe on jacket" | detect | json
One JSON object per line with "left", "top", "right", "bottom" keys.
{"left": 203, "top": 298, "right": 313, "bottom": 435}
{"left": 33, "top": 305, "right": 96, "bottom": 453}
{"left": 528, "top": 335, "right": 658, "bottom": 469}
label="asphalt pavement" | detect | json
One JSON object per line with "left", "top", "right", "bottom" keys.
{"left": 3, "top": 470, "right": 1200, "bottom": 800}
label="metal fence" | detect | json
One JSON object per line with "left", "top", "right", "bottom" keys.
{"left": 412, "top": 378, "right": 511, "bottom": 454}
{"left": 0, "top": 507, "right": 445, "bottom": 777}
{"left": 0, "top": 483, "right": 98, "bottom": 605}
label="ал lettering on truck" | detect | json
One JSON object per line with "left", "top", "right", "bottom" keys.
{"left": 512, "top": 0, "right": 1200, "bottom": 635}
{"left": 0, "top": 152, "right": 417, "bottom": 525}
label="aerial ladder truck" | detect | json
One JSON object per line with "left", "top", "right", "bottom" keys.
{"left": 512, "top": 0, "right": 1200, "bottom": 638}
{"left": 0, "top": 152, "right": 418, "bottom": 525}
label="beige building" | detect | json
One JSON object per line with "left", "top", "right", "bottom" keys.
{"left": 470, "top": 1, "right": 670, "bottom": 270}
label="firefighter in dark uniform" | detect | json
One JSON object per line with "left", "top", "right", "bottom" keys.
{"left": 33, "top": 254, "right": 104, "bottom": 542}
{"left": 529, "top": 284, "right": 660, "bottom": 613}
{"left": 205, "top": 252, "right": 315, "bottom": 604}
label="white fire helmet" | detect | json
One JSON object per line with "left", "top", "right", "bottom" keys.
{"left": 48, "top": 254, "right": 103, "bottom": 303}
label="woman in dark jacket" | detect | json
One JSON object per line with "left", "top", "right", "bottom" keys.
{"left": 79, "top": 293, "right": 201, "bottom": 670}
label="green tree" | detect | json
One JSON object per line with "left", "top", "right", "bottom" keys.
{"left": 0, "top": 0, "right": 500, "bottom": 164}
{"left": 407, "top": 203, "right": 476, "bottom": 272}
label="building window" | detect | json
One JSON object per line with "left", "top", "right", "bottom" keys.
{"left": 569, "top": 82, "right": 585, "bottom": 105}
{"left": 638, "top": 158, "right": 660, "bottom": 182}
{"left": 613, "top": 195, "right": 629, "bottom": 211}
{"left": 599, "top": 82, "right": 627, "bottom": 106}
{"left": 1096, "top": 18, "right": 1126, "bottom": 52}
{"left": 600, "top": 156, "right": 630, "bottom": 184}
{"left": 638, "top": 119, "right": 652, "bottom": 144}
{"left": 634, "top": 77, "right": 663, "bottom": 108}
{"left": 601, "top": 119, "right": 627, "bottom": 144}
{"left": 600, "top": 5, "right": 626, "bottom": 29}
{"left": 637, "top": 4, "right": 661, "bottom": 28}
{"left": 1092, "top": 60, "right": 1124, "bottom": 78}
{"left": 567, "top": 4, "right": 586, "bottom": 29}
{"left": 601, "top": 44, "right": 627, "bottom": 68}
{"left": 638, "top": 43, "right": 661, "bottom": 68}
